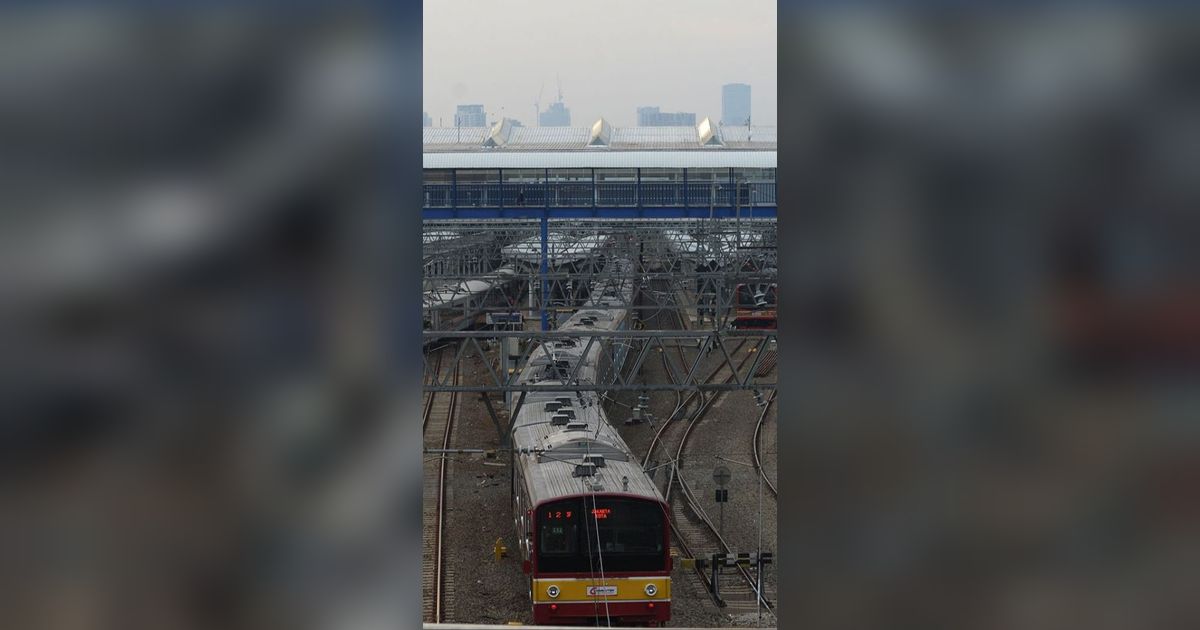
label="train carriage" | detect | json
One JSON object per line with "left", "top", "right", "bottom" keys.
{"left": 422, "top": 267, "right": 521, "bottom": 334}
{"left": 731, "top": 282, "right": 777, "bottom": 330}
{"left": 510, "top": 258, "right": 672, "bottom": 626}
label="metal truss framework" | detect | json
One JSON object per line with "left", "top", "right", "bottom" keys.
{"left": 422, "top": 330, "right": 778, "bottom": 393}
{"left": 423, "top": 207, "right": 778, "bottom": 220}
{"left": 423, "top": 218, "right": 777, "bottom": 331}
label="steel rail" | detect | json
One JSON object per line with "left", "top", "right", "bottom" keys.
{"left": 752, "top": 391, "right": 778, "bottom": 498}
{"left": 433, "top": 361, "right": 459, "bottom": 623}
{"left": 423, "top": 346, "right": 459, "bottom": 624}
{"left": 672, "top": 350, "right": 775, "bottom": 616}
{"left": 422, "top": 348, "right": 446, "bottom": 433}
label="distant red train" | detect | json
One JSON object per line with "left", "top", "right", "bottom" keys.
{"left": 731, "top": 283, "right": 777, "bottom": 330}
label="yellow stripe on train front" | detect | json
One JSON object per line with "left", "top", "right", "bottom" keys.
{"left": 532, "top": 577, "right": 670, "bottom": 603}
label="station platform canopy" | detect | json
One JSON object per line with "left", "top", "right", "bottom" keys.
{"left": 424, "top": 149, "right": 775, "bottom": 170}
{"left": 424, "top": 116, "right": 776, "bottom": 153}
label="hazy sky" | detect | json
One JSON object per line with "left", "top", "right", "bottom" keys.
{"left": 423, "top": 0, "right": 776, "bottom": 128}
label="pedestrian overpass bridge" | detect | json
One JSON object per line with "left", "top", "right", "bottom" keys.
{"left": 423, "top": 116, "right": 776, "bottom": 220}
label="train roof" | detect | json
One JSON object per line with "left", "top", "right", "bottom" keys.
{"left": 510, "top": 258, "right": 658, "bottom": 506}
{"left": 422, "top": 273, "right": 514, "bottom": 307}
{"left": 502, "top": 233, "right": 610, "bottom": 266}
{"left": 512, "top": 393, "right": 661, "bottom": 506}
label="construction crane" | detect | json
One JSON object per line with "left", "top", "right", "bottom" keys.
{"left": 534, "top": 81, "right": 544, "bottom": 127}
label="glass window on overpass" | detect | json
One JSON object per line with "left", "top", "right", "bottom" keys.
{"left": 686, "top": 167, "right": 730, "bottom": 182}
{"left": 502, "top": 169, "right": 545, "bottom": 207}
{"left": 455, "top": 169, "right": 499, "bottom": 184}
{"left": 639, "top": 168, "right": 682, "bottom": 182}
{"left": 546, "top": 168, "right": 591, "bottom": 183}
{"left": 596, "top": 169, "right": 636, "bottom": 207}
{"left": 424, "top": 169, "right": 452, "bottom": 185}
{"left": 640, "top": 168, "right": 683, "bottom": 206}
{"left": 547, "top": 169, "right": 591, "bottom": 207}
{"left": 424, "top": 169, "right": 452, "bottom": 207}
{"left": 454, "top": 169, "right": 499, "bottom": 207}
{"left": 733, "top": 167, "right": 775, "bottom": 182}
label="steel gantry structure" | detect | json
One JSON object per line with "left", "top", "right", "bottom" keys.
{"left": 422, "top": 329, "right": 778, "bottom": 394}
{"left": 422, "top": 116, "right": 778, "bottom": 394}
{"left": 422, "top": 218, "right": 777, "bottom": 333}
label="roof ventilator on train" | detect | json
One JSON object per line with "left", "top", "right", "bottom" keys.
{"left": 572, "top": 463, "right": 598, "bottom": 477}
{"left": 582, "top": 454, "right": 606, "bottom": 468}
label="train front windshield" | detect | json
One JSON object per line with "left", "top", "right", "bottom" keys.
{"left": 537, "top": 497, "right": 666, "bottom": 573}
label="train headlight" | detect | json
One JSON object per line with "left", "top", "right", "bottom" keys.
{"left": 546, "top": 585, "right": 560, "bottom": 599}
{"left": 644, "top": 583, "right": 658, "bottom": 597}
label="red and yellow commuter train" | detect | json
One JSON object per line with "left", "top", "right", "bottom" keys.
{"left": 509, "top": 258, "right": 672, "bottom": 626}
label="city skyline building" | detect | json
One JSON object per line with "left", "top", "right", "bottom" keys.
{"left": 636, "top": 106, "right": 696, "bottom": 127}
{"left": 538, "top": 101, "right": 570, "bottom": 126}
{"left": 454, "top": 104, "right": 487, "bottom": 127}
{"left": 721, "top": 83, "right": 751, "bottom": 127}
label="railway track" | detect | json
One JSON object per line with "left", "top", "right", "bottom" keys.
{"left": 640, "top": 340, "right": 776, "bottom": 616}
{"left": 752, "top": 390, "right": 778, "bottom": 498}
{"left": 422, "top": 346, "right": 460, "bottom": 623}
{"left": 643, "top": 338, "right": 751, "bottom": 472}
{"left": 673, "top": 350, "right": 775, "bottom": 616}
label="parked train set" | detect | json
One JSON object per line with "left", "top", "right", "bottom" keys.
{"left": 422, "top": 232, "right": 612, "bottom": 335}
{"left": 423, "top": 226, "right": 777, "bottom": 338}
{"left": 422, "top": 267, "right": 522, "bottom": 332}
{"left": 731, "top": 282, "right": 778, "bottom": 330}
{"left": 508, "top": 257, "right": 674, "bottom": 627}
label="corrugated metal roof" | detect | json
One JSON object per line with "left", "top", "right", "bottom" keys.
{"left": 507, "top": 126, "right": 591, "bottom": 150}
{"left": 423, "top": 150, "right": 775, "bottom": 169}
{"left": 719, "top": 126, "right": 777, "bottom": 148}
{"left": 609, "top": 127, "right": 699, "bottom": 150}
{"left": 423, "top": 127, "right": 489, "bottom": 146}
{"left": 424, "top": 120, "right": 775, "bottom": 152}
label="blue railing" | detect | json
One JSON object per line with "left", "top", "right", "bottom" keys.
{"left": 424, "top": 184, "right": 452, "bottom": 207}
{"left": 421, "top": 181, "right": 775, "bottom": 209}
{"left": 639, "top": 182, "right": 681, "bottom": 206}
{"left": 596, "top": 182, "right": 638, "bottom": 206}
{"left": 501, "top": 185, "right": 547, "bottom": 207}
{"left": 549, "top": 183, "right": 593, "bottom": 207}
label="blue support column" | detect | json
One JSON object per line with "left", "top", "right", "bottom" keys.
{"left": 683, "top": 168, "right": 689, "bottom": 209}
{"left": 540, "top": 216, "right": 549, "bottom": 331}
{"left": 636, "top": 168, "right": 641, "bottom": 211}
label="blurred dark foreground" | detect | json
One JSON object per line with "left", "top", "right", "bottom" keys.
{"left": 778, "top": 7, "right": 1200, "bottom": 630}
{"left": 0, "top": 5, "right": 1196, "bottom": 630}
{"left": 0, "top": 6, "right": 423, "bottom": 629}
